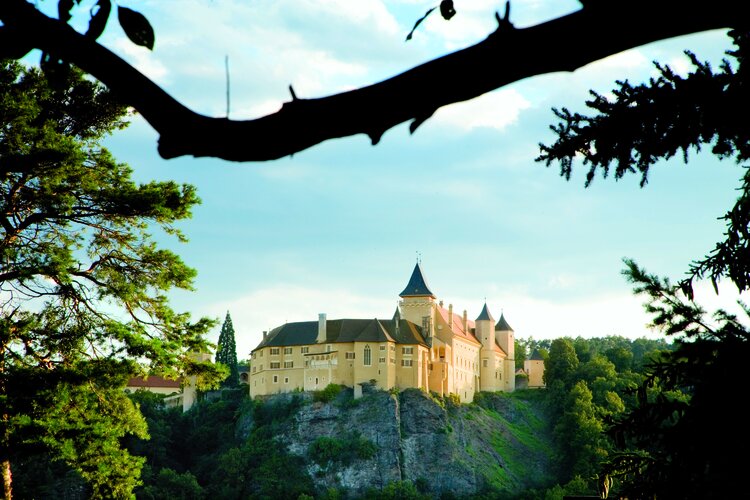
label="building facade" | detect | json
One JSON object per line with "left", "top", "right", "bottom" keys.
{"left": 249, "top": 263, "right": 516, "bottom": 403}
{"left": 523, "top": 349, "right": 546, "bottom": 389}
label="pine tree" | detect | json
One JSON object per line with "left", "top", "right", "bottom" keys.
{"left": 539, "top": 30, "right": 750, "bottom": 498}
{"left": 0, "top": 61, "right": 224, "bottom": 499}
{"left": 215, "top": 312, "right": 239, "bottom": 387}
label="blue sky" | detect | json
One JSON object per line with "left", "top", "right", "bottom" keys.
{"left": 43, "top": 0, "right": 742, "bottom": 358}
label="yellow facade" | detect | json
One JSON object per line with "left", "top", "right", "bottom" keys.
{"left": 523, "top": 349, "right": 546, "bottom": 389}
{"left": 249, "top": 264, "right": 519, "bottom": 403}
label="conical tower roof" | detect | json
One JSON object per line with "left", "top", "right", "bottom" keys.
{"left": 476, "top": 302, "right": 494, "bottom": 322}
{"left": 399, "top": 263, "right": 436, "bottom": 298}
{"left": 495, "top": 313, "right": 513, "bottom": 331}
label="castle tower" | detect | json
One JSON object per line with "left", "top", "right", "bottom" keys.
{"left": 398, "top": 262, "right": 436, "bottom": 338}
{"left": 476, "top": 303, "right": 496, "bottom": 392}
{"left": 475, "top": 303, "right": 495, "bottom": 351}
{"left": 495, "top": 313, "right": 515, "bottom": 392}
{"left": 524, "top": 349, "right": 546, "bottom": 389}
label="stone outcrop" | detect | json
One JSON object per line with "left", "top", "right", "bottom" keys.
{"left": 253, "top": 387, "right": 553, "bottom": 497}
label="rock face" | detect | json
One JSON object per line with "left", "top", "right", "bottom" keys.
{"left": 257, "top": 388, "right": 554, "bottom": 497}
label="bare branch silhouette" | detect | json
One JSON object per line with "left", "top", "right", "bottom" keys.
{"left": 0, "top": 0, "right": 742, "bottom": 162}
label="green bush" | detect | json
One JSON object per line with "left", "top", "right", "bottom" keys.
{"left": 444, "top": 393, "right": 461, "bottom": 407}
{"left": 314, "top": 383, "right": 343, "bottom": 403}
{"left": 308, "top": 432, "right": 377, "bottom": 466}
{"left": 309, "top": 436, "right": 345, "bottom": 465}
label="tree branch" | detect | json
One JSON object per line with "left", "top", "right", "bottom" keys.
{"left": 0, "top": 0, "right": 744, "bottom": 162}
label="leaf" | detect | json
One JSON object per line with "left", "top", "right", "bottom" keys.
{"left": 405, "top": 1, "right": 457, "bottom": 41}
{"left": 58, "top": 0, "right": 75, "bottom": 23}
{"left": 86, "top": 0, "right": 112, "bottom": 41}
{"left": 405, "top": 6, "right": 436, "bottom": 42}
{"left": 439, "top": 0, "right": 456, "bottom": 20}
{"left": 117, "top": 6, "right": 155, "bottom": 50}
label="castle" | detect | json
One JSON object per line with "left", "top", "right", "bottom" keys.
{"left": 249, "top": 263, "right": 519, "bottom": 402}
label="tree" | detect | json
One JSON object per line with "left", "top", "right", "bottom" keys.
{"left": 0, "top": 0, "right": 741, "bottom": 162}
{"left": 537, "top": 28, "right": 750, "bottom": 498}
{"left": 553, "top": 381, "right": 610, "bottom": 482}
{"left": 0, "top": 61, "right": 222, "bottom": 498}
{"left": 598, "top": 261, "right": 749, "bottom": 499}
{"left": 544, "top": 338, "right": 579, "bottom": 389}
{"left": 215, "top": 312, "right": 239, "bottom": 388}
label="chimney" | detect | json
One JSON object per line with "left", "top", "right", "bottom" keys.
{"left": 317, "top": 313, "right": 327, "bottom": 343}
{"left": 463, "top": 310, "right": 467, "bottom": 333}
{"left": 263, "top": 330, "right": 267, "bottom": 338}
{"left": 448, "top": 304, "right": 453, "bottom": 330}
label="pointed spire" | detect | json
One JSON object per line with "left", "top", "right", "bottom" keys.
{"left": 399, "top": 262, "right": 435, "bottom": 298}
{"left": 495, "top": 313, "right": 514, "bottom": 331}
{"left": 476, "top": 302, "right": 494, "bottom": 322}
{"left": 392, "top": 306, "right": 401, "bottom": 321}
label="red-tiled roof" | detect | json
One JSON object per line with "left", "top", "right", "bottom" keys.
{"left": 436, "top": 306, "right": 480, "bottom": 345}
{"left": 436, "top": 306, "right": 510, "bottom": 355}
{"left": 127, "top": 376, "right": 181, "bottom": 388}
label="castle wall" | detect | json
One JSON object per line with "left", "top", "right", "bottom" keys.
{"left": 524, "top": 359, "right": 546, "bottom": 388}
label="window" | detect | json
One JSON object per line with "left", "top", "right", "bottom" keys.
{"left": 305, "top": 360, "right": 310, "bottom": 367}
{"left": 401, "top": 360, "right": 413, "bottom": 367}
{"left": 402, "top": 347, "right": 413, "bottom": 355}
{"left": 364, "top": 345, "right": 372, "bottom": 366}
{"left": 260, "top": 364, "right": 263, "bottom": 370}
{"left": 284, "top": 347, "right": 293, "bottom": 355}
{"left": 259, "top": 351, "right": 263, "bottom": 357}
{"left": 379, "top": 345, "right": 386, "bottom": 351}
{"left": 390, "top": 345, "right": 395, "bottom": 352}
{"left": 273, "top": 375, "right": 278, "bottom": 383}
{"left": 483, "top": 359, "right": 488, "bottom": 368}
{"left": 345, "top": 352, "right": 355, "bottom": 360}
{"left": 379, "top": 357, "right": 386, "bottom": 363}
{"left": 301, "top": 346, "right": 309, "bottom": 354}
{"left": 390, "top": 357, "right": 395, "bottom": 364}
{"left": 270, "top": 362, "right": 280, "bottom": 369}
{"left": 284, "top": 361, "right": 293, "bottom": 368}
{"left": 284, "top": 377, "right": 289, "bottom": 384}
{"left": 270, "top": 348, "right": 280, "bottom": 355}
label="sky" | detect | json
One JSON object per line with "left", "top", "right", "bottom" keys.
{"left": 34, "top": 0, "right": 745, "bottom": 359}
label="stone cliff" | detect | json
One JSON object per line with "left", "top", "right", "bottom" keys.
{"left": 249, "top": 387, "right": 555, "bottom": 498}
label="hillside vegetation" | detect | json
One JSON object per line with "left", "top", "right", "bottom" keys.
{"left": 12, "top": 335, "right": 672, "bottom": 499}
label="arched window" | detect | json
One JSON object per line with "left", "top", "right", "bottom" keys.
{"left": 364, "top": 345, "right": 372, "bottom": 366}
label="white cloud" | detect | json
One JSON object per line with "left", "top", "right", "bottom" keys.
{"left": 432, "top": 88, "right": 531, "bottom": 131}
{"left": 202, "top": 282, "right": 666, "bottom": 359}
{"left": 203, "top": 284, "right": 395, "bottom": 357}
{"left": 661, "top": 56, "right": 693, "bottom": 77}
{"left": 480, "top": 290, "right": 654, "bottom": 341}
{"left": 593, "top": 49, "right": 649, "bottom": 71}
{"left": 111, "top": 38, "right": 169, "bottom": 84}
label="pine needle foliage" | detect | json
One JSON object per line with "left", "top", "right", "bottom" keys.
{"left": 538, "top": 30, "right": 750, "bottom": 499}
{"left": 0, "top": 61, "right": 223, "bottom": 499}
{"left": 215, "top": 312, "right": 239, "bottom": 387}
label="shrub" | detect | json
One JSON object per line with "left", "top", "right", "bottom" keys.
{"left": 308, "top": 432, "right": 377, "bottom": 466}
{"left": 314, "top": 383, "right": 343, "bottom": 403}
{"left": 308, "top": 437, "right": 344, "bottom": 465}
